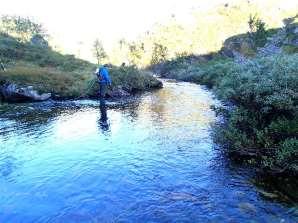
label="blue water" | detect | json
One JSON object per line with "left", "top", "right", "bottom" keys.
{"left": 0, "top": 81, "right": 297, "bottom": 222}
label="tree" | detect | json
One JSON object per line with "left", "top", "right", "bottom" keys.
{"left": 128, "top": 42, "right": 144, "bottom": 66}
{"left": 93, "top": 39, "right": 107, "bottom": 65}
{"left": 248, "top": 15, "right": 268, "bottom": 47}
{"left": 0, "top": 15, "right": 47, "bottom": 42}
{"left": 150, "top": 43, "right": 168, "bottom": 65}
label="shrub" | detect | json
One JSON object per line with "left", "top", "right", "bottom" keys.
{"left": 248, "top": 15, "right": 268, "bottom": 47}
{"left": 150, "top": 43, "right": 168, "bottom": 65}
{"left": 276, "top": 138, "right": 298, "bottom": 169}
{"left": 283, "top": 45, "right": 298, "bottom": 54}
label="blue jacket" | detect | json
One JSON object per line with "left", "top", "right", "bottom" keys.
{"left": 97, "top": 66, "right": 111, "bottom": 85}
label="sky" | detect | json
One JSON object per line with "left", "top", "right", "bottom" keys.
{"left": 0, "top": 0, "right": 297, "bottom": 61}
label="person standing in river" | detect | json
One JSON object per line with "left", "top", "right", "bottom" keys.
{"left": 0, "top": 59, "right": 6, "bottom": 71}
{"left": 95, "top": 64, "right": 112, "bottom": 105}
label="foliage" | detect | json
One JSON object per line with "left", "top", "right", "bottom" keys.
{"left": 283, "top": 45, "right": 298, "bottom": 54}
{"left": 276, "top": 138, "right": 298, "bottom": 169}
{"left": 93, "top": 39, "right": 108, "bottom": 65}
{"left": 128, "top": 42, "right": 145, "bottom": 66}
{"left": 0, "top": 15, "right": 47, "bottom": 42}
{"left": 248, "top": 15, "right": 268, "bottom": 47}
{"left": 150, "top": 43, "right": 168, "bottom": 65}
{"left": 110, "top": 66, "right": 161, "bottom": 91}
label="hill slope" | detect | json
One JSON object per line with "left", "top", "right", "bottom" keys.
{"left": 0, "top": 33, "right": 162, "bottom": 100}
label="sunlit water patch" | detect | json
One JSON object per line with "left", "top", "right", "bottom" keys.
{"left": 0, "top": 81, "right": 297, "bottom": 222}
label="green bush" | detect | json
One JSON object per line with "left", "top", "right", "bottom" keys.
{"left": 283, "top": 45, "right": 298, "bottom": 54}
{"left": 248, "top": 15, "right": 268, "bottom": 47}
{"left": 276, "top": 138, "right": 298, "bottom": 168}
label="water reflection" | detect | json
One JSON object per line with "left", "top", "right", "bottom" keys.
{"left": 98, "top": 102, "right": 110, "bottom": 132}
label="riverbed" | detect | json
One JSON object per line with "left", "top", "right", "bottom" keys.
{"left": 0, "top": 80, "right": 297, "bottom": 222}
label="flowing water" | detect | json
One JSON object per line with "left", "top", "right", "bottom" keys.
{"left": 0, "top": 80, "right": 297, "bottom": 222}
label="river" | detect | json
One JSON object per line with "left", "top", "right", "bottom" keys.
{"left": 0, "top": 80, "right": 297, "bottom": 222}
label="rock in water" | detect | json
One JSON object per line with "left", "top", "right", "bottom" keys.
{"left": 0, "top": 83, "right": 51, "bottom": 102}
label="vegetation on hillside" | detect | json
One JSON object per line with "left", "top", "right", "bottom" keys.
{"left": 0, "top": 16, "right": 162, "bottom": 99}
{"left": 106, "top": 1, "right": 297, "bottom": 67}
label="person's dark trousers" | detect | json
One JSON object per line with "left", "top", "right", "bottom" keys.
{"left": 99, "top": 84, "right": 107, "bottom": 105}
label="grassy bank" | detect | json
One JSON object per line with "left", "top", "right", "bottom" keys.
{"left": 0, "top": 64, "right": 162, "bottom": 99}
{"left": 157, "top": 53, "right": 298, "bottom": 177}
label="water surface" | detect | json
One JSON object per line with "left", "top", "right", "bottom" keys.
{"left": 0, "top": 81, "right": 297, "bottom": 222}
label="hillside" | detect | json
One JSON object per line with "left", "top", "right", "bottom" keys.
{"left": 106, "top": 1, "right": 298, "bottom": 67}
{"left": 0, "top": 32, "right": 162, "bottom": 101}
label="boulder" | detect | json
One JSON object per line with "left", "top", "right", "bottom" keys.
{"left": 0, "top": 83, "right": 51, "bottom": 102}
